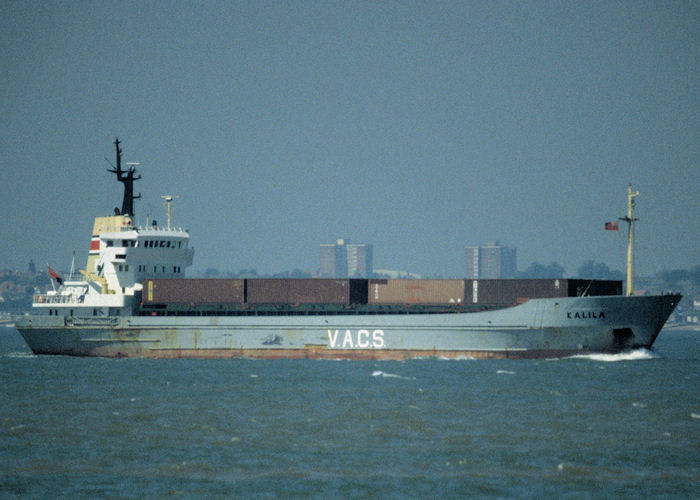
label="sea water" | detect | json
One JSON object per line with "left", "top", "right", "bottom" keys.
{"left": 1, "top": 327, "right": 698, "bottom": 498}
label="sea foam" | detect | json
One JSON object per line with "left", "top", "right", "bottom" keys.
{"left": 570, "top": 349, "right": 657, "bottom": 362}
{"left": 3, "top": 351, "right": 37, "bottom": 359}
{"left": 371, "top": 370, "right": 415, "bottom": 380}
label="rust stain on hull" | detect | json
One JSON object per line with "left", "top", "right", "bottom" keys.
{"left": 59, "top": 346, "right": 583, "bottom": 360}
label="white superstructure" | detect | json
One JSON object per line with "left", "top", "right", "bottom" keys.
{"left": 32, "top": 139, "right": 194, "bottom": 317}
{"left": 34, "top": 216, "right": 193, "bottom": 317}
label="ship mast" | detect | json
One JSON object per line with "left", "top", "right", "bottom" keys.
{"left": 619, "top": 184, "right": 639, "bottom": 296}
{"left": 108, "top": 138, "right": 141, "bottom": 216}
{"left": 161, "top": 195, "right": 179, "bottom": 230}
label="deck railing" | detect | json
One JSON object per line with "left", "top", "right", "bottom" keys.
{"left": 33, "top": 294, "right": 84, "bottom": 305}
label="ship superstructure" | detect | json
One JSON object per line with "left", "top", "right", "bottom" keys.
{"left": 32, "top": 139, "right": 193, "bottom": 318}
{"left": 15, "top": 140, "right": 681, "bottom": 359}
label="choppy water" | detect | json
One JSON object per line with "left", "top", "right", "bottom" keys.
{"left": 1, "top": 327, "right": 698, "bottom": 498}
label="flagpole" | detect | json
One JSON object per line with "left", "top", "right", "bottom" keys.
{"left": 69, "top": 251, "right": 76, "bottom": 281}
{"left": 619, "top": 184, "right": 639, "bottom": 296}
{"left": 47, "top": 262, "right": 56, "bottom": 292}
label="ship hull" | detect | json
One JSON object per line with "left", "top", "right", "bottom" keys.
{"left": 15, "top": 294, "right": 681, "bottom": 359}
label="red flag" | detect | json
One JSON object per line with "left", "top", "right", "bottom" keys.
{"left": 605, "top": 221, "right": 619, "bottom": 231}
{"left": 48, "top": 266, "right": 63, "bottom": 285}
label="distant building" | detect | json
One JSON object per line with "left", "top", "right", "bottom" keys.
{"left": 320, "top": 239, "right": 373, "bottom": 278}
{"left": 320, "top": 239, "right": 348, "bottom": 278}
{"left": 465, "top": 242, "right": 517, "bottom": 279}
{"left": 347, "top": 244, "right": 373, "bottom": 278}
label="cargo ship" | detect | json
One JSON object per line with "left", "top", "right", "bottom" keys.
{"left": 14, "top": 140, "right": 681, "bottom": 359}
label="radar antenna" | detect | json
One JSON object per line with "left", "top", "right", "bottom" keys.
{"left": 161, "top": 195, "right": 179, "bottom": 230}
{"left": 107, "top": 138, "right": 141, "bottom": 216}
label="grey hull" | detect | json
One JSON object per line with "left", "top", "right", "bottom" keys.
{"left": 15, "top": 294, "right": 681, "bottom": 359}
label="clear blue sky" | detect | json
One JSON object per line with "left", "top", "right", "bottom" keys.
{"left": 1, "top": 1, "right": 698, "bottom": 277}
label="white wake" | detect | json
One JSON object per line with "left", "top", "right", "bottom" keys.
{"left": 570, "top": 349, "right": 657, "bottom": 362}
{"left": 371, "top": 370, "right": 416, "bottom": 380}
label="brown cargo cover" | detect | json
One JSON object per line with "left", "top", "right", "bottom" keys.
{"left": 466, "top": 279, "right": 623, "bottom": 304}
{"left": 466, "top": 279, "right": 567, "bottom": 304}
{"left": 143, "top": 278, "right": 245, "bottom": 304}
{"left": 368, "top": 279, "right": 464, "bottom": 304}
{"left": 246, "top": 278, "right": 352, "bottom": 304}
